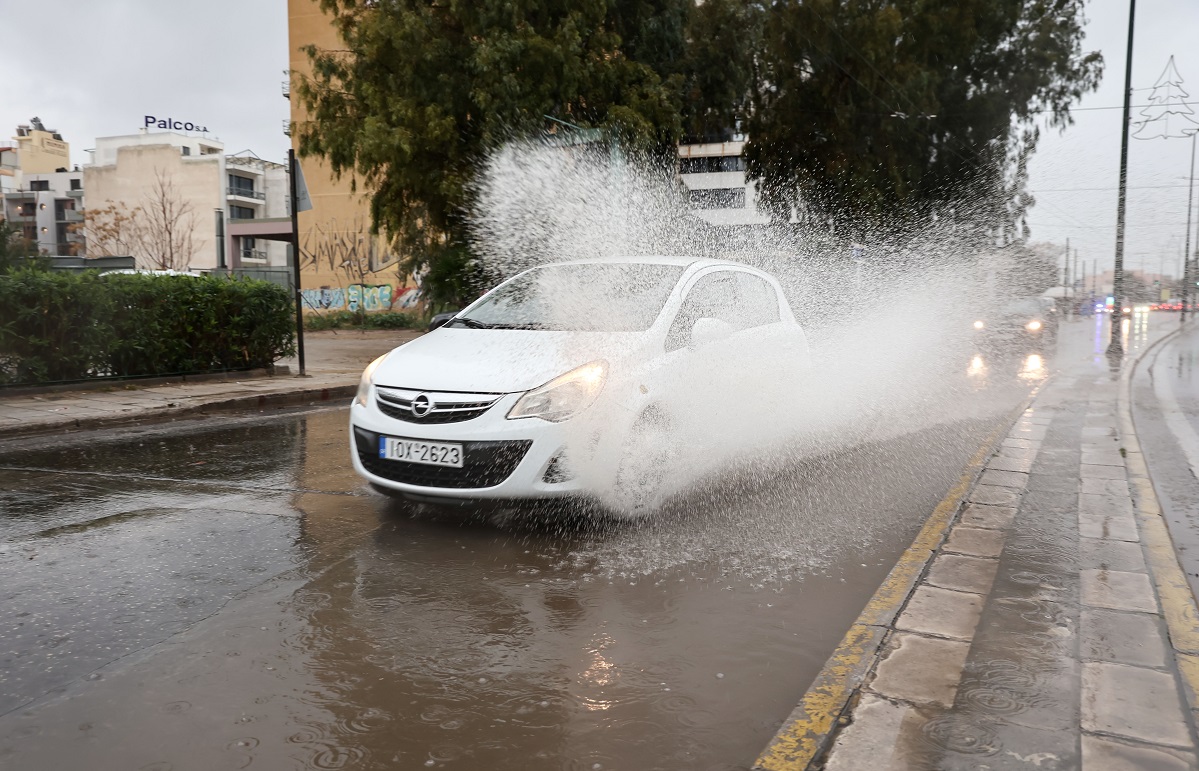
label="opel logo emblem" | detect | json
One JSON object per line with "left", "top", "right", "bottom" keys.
{"left": 411, "top": 394, "right": 433, "bottom": 418}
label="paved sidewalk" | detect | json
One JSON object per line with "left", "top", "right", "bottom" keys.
{"left": 0, "top": 329, "right": 414, "bottom": 440}
{"left": 758, "top": 316, "right": 1199, "bottom": 770}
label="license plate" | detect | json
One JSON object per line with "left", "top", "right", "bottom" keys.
{"left": 378, "top": 436, "right": 464, "bottom": 468}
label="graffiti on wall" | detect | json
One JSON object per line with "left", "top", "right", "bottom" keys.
{"left": 301, "top": 287, "right": 346, "bottom": 310}
{"left": 347, "top": 284, "right": 392, "bottom": 312}
{"left": 301, "top": 283, "right": 422, "bottom": 312}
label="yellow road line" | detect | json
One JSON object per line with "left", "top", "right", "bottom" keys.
{"left": 753, "top": 401, "right": 1029, "bottom": 771}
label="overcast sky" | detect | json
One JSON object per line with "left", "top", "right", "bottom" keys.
{"left": 2, "top": 0, "right": 1196, "bottom": 279}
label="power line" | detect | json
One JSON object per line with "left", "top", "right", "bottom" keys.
{"left": 1031, "top": 184, "right": 1192, "bottom": 192}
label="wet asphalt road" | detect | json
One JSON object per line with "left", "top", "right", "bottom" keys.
{"left": 1133, "top": 316, "right": 1199, "bottom": 597}
{"left": 0, "top": 346, "right": 1053, "bottom": 769}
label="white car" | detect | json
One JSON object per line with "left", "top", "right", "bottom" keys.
{"left": 349, "top": 257, "right": 810, "bottom": 512}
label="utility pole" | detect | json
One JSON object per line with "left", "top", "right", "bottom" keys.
{"left": 289, "top": 148, "right": 306, "bottom": 376}
{"left": 1184, "top": 132, "right": 1196, "bottom": 322}
{"left": 1065, "top": 238, "right": 1072, "bottom": 318}
{"left": 1079, "top": 250, "right": 1088, "bottom": 314}
{"left": 1109, "top": 0, "right": 1136, "bottom": 354}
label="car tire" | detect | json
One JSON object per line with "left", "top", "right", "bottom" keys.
{"left": 610, "top": 407, "right": 675, "bottom": 518}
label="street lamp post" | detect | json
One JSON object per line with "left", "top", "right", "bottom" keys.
{"left": 1108, "top": 0, "right": 1137, "bottom": 355}
{"left": 1186, "top": 132, "right": 1197, "bottom": 322}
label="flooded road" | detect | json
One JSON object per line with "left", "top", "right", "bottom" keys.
{"left": 0, "top": 353, "right": 1048, "bottom": 769}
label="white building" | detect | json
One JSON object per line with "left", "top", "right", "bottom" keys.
{"left": 677, "top": 139, "right": 769, "bottom": 227}
{"left": 84, "top": 130, "right": 290, "bottom": 271}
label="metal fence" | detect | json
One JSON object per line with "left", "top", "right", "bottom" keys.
{"left": 212, "top": 267, "right": 293, "bottom": 290}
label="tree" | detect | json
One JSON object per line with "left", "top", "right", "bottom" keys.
{"left": 136, "top": 170, "right": 200, "bottom": 271}
{"left": 296, "top": 0, "right": 689, "bottom": 305}
{"left": 677, "top": 0, "right": 764, "bottom": 141}
{"left": 0, "top": 219, "right": 41, "bottom": 272}
{"left": 76, "top": 202, "right": 142, "bottom": 259}
{"left": 78, "top": 171, "right": 200, "bottom": 270}
{"left": 745, "top": 0, "right": 1103, "bottom": 243}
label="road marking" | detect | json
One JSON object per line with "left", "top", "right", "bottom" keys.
{"left": 753, "top": 402, "right": 1027, "bottom": 771}
{"left": 1121, "top": 323, "right": 1199, "bottom": 709}
{"left": 1150, "top": 338, "right": 1199, "bottom": 480}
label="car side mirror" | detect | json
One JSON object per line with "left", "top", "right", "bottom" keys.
{"left": 429, "top": 311, "right": 458, "bottom": 331}
{"left": 690, "top": 317, "right": 733, "bottom": 348}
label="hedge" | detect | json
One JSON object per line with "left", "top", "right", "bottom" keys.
{"left": 304, "top": 310, "right": 421, "bottom": 331}
{"left": 0, "top": 270, "right": 296, "bottom": 386}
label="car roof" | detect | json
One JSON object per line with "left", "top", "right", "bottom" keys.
{"left": 540, "top": 256, "right": 746, "bottom": 271}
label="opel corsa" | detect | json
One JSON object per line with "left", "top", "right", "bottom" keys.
{"left": 349, "top": 257, "right": 810, "bottom": 512}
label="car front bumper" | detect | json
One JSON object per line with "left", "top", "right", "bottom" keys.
{"left": 349, "top": 394, "right": 590, "bottom": 501}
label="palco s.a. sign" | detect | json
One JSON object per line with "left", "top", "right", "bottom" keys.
{"left": 143, "top": 115, "right": 210, "bottom": 133}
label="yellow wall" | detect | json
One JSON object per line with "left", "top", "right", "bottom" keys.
{"left": 16, "top": 130, "right": 70, "bottom": 175}
{"left": 287, "top": 0, "right": 417, "bottom": 314}
{"left": 83, "top": 144, "right": 222, "bottom": 270}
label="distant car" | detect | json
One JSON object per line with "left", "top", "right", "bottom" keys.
{"left": 972, "top": 297, "right": 1059, "bottom": 351}
{"left": 349, "top": 257, "right": 811, "bottom": 513}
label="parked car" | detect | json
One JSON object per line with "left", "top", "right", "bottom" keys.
{"left": 349, "top": 257, "right": 811, "bottom": 514}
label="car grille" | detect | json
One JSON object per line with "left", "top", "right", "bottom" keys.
{"left": 375, "top": 386, "right": 501, "bottom": 424}
{"left": 353, "top": 427, "right": 532, "bottom": 489}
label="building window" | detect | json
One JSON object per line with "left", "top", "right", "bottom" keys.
{"left": 230, "top": 205, "right": 256, "bottom": 220}
{"left": 69, "top": 178, "right": 82, "bottom": 190}
{"left": 22, "top": 225, "right": 36, "bottom": 242}
{"left": 19, "top": 202, "right": 35, "bottom": 217}
{"left": 181, "top": 146, "right": 191, "bottom": 156}
{"left": 56, "top": 223, "right": 69, "bottom": 247}
{"left": 689, "top": 188, "right": 746, "bottom": 209}
{"left": 679, "top": 155, "right": 746, "bottom": 174}
{"left": 30, "top": 180, "right": 50, "bottom": 191}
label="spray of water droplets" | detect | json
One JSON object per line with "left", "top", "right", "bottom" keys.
{"left": 467, "top": 140, "right": 1039, "bottom": 560}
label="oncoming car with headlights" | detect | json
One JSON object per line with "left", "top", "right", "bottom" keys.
{"left": 349, "top": 257, "right": 810, "bottom": 513}
{"left": 971, "top": 297, "right": 1059, "bottom": 352}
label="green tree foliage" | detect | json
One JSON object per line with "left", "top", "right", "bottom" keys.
{"left": 745, "top": 0, "right": 1103, "bottom": 242}
{"left": 0, "top": 219, "right": 42, "bottom": 273}
{"left": 677, "top": 0, "right": 764, "bottom": 141}
{"left": 296, "top": 0, "right": 691, "bottom": 306}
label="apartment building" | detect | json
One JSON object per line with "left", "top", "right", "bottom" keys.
{"left": 84, "top": 131, "right": 290, "bottom": 270}
{"left": 677, "top": 139, "right": 769, "bottom": 227}
{"left": 0, "top": 122, "right": 84, "bottom": 255}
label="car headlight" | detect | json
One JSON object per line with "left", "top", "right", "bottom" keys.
{"left": 973, "top": 320, "right": 985, "bottom": 330}
{"left": 354, "top": 354, "right": 387, "bottom": 407}
{"left": 1026, "top": 320, "right": 1042, "bottom": 331}
{"left": 507, "top": 360, "right": 608, "bottom": 423}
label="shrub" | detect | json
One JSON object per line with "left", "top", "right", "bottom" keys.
{"left": 0, "top": 270, "right": 296, "bottom": 386}
{"left": 303, "top": 310, "right": 421, "bottom": 331}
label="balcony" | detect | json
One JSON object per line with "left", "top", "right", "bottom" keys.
{"left": 241, "top": 249, "right": 268, "bottom": 261}
{"left": 282, "top": 79, "right": 290, "bottom": 99}
{"left": 59, "top": 210, "right": 84, "bottom": 223}
{"left": 226, "top": 186, "right": 265, "bottom": 201}
{"left": 283, "top": 119, "right": 292, "bottom": 137}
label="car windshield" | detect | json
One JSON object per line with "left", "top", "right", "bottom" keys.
{"left": 450, "top": 262, "right": 686, "bottom": 332}
{"left": 1001, "top": 299, "right": 1047, "bottom": 317}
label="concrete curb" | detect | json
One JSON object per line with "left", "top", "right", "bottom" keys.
{"left": 752, "top": 391, "right": 1038, "bottom": 771}
{"left": 1119, "top": 321, "right": 1199, "bottom": 709}
{"left": 0, "top": 383, "right": 356, "bottom": 442}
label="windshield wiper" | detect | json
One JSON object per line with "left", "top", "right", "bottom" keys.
{"left": 448, "top": 317, "right": 496, "bottom": 329}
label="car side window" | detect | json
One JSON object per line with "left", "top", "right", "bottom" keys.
{"left": 736, "top": 272, "right": 781, "bottom": 329}
{"left": 665, "top": 272, "right": 739, "bottom": 352}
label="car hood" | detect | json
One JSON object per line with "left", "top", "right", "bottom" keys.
{"left": 372, "top": 328, "right": 644, "bottom": 393}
